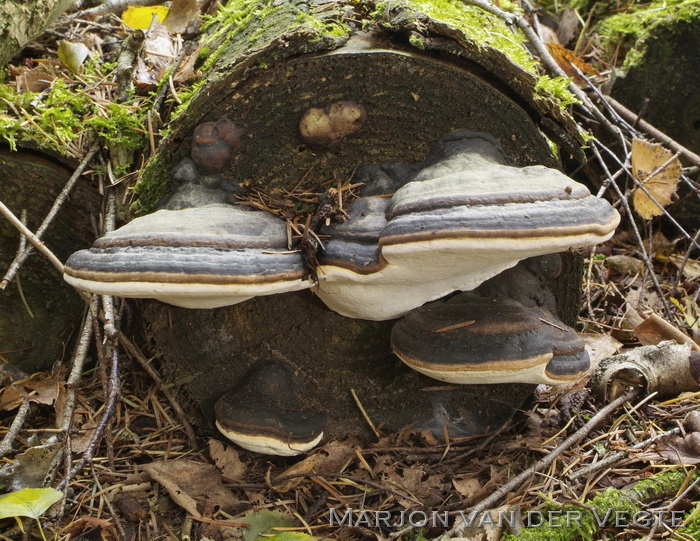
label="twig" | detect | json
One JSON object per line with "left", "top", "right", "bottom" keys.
{"left": 0, "top": 201, "right": 65, "bottom": 277}
{"left": 117, "top": 333, "right": 199, "bottom": 449}
{"left": 606, "top": 96, "right": 700, "bottom": 167}
{"left": 58, "top": 345, "right": 121, "bottom": 490}
{"left": 59, "top": 305, "right": 96, "bottom": 499}
{"left": 270, "top": 473, "right": 423, "bottom": 506}
{"left": 445, "top": 388, "right": 639, "bottom": 537}
{"left": 151, "top": 39, "right": 192, "bottom": 116}
{"left": 590, "top": 142, "right": 674, "bottom": 320}
{"left": 0, "top": 144, "right": 99, "bottom": 289}
{"left": 350, "top": 388, "right": 382, "bottom": 440}
{"left": 115, "top": 30, "right": 145, "bottom": 103}
{"left": 459, "top": 0, "right": 618, "bottom": 135}
{"left": 568, "top": 427, "right": 682, "bottom": 480}
{"left": 0, "top": 396, "right": 31, "bottom": 458}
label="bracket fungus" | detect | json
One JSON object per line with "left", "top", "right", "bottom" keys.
{"left": 63, "top": 119, "right": 622, "bottom": 453}
{"left": 315, "top": 131, "right": 621, "bottom": 320}
{"left": 214, "top": 359, "right": 325, "bottom": 456}
{"left": 391, "top": 259, "right": 590, "bottom": 385}
{"left": 64, "top": 204, "right": 312, "bottom": 309}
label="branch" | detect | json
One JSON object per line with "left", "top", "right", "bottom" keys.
{"left": 0, "top": 144, "right": 99, "bottom": 289}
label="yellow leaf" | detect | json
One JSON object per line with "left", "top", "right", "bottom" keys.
{"left": 0, "top": 488, "right": 62, "bottom": 520}
{"left": 57, "top": 40, "right": 89, "bottom": 74}
{"left": 631, "top": 137, "right": 681, "bottom": 219}
{"left": 122, "top": 5, "right": 170, "bottom": 30}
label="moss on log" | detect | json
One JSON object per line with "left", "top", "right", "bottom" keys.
{"left": 135, "top": 0, "right": 583, "bottom": 212}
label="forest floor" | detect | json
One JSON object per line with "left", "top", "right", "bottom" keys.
{"left": 1, "top": 1, "right": 699, "bottom": 541}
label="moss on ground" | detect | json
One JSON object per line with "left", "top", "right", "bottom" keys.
{"left": 597, "top": 0, "right": 700, "bottom": 68}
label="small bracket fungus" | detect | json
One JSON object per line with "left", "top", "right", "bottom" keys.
{"left": 214, "top": 359, "right": 325, "bottom": 456}
{"left": 64, "top": 204, "right": 313, "bottom": 309}
{"left": 391, "top": 293, "right": 589, "bottom": 385}
{"left": 299, "top": 100, "right": 366, "bottom": 147}
{"left": 315, "top": 131, "right": 620, "bottom": 320}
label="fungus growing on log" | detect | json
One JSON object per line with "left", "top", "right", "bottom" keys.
{"left": 315, "top": 131, "right": 621, "bottom": 320}
{"left": 214, "top": 359, "right": 325, "bottom": 456}
{"left": 63, "top": 204, "right": 312, "bottom": 309}
{"left": 299, "top": 100, "right": 366, "bottom": 148}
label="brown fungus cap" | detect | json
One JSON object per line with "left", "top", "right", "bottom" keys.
{"left": 64, "top": 204, "right": 312, "bottom": 308}
{"left": 214, "top": 359, "right": 325, "bottom": 456}
{"left": 391, "top": 292, "right": 589, "bottom": 385}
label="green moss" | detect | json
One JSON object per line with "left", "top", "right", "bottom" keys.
{"left": 502, "top": 469, "right": 699, "bottom": 541}
{"left": 0, "top": 75, "right": 147, "bottom": 166}
{"left": 535, "top": 75, "right": 579, "bottom": 110}
{"left": 597, "top": 0, "right": 700, "bottom": 68}
{"left": 198, "top": 0, "right": 351, "bottom": 73}
{"left": 375, "top": 0, "right": 539, "bottom": 74}
{"left": 85, "top": 103, "right": 146, "bottom": 151}
{"left": 131, "top": 152, "right": 171, "bottom": 215}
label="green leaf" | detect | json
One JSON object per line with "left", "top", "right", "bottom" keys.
{"left": 241, "top": 509, "right": 295, "bottom": 541}
{"left": 0, "top": 488, "right": 62, "bottom": 520}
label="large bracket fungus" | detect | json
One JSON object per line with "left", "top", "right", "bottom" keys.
{"left": 315, "top": 132, "right": 619, "bottom": 320}
{"left": 64, "top": 124, "right": 619, "bottom": 455}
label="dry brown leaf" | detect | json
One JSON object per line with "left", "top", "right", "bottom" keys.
{"left": 661, "top": 254, "right": 700, "bottom": 280}
{"left": 208, "top": 438, "right": 246, "bottom": 482}
{"left": 61, "top": 515, "right": 119, "bottom": 540}
{"left": 546, "top": 42, "right": 599, "bottom": 82}
{"left": 134, "top": 23, "right": 177, "bottom": 94}
{"left": 639, "top": 433, "right": 700, "bottom": 465}
{"left": 143, "top": 459, "right": 239, "bottom": 517}
{"left": 580, "top": 333, "right": 623, "bottom": 368}
{"left": 312, "top": 439, "right": 357, "bottom": 474}
{"left": 270, "top": 453, "right": 321, "bottom": 492}
{"left": 631, "top": 137, "right": 682, "bottom": 219}
{"left": 15, "top": 68, "right": 55, "bottom": 92}
{"left": 604, "top": 254, "right": 644, "bottom": 275}
{"left": 0, "top": 373, "right": 63, "bottom": 411}
{"left": 163, "top": 0, "right": 200, "bottom": 34}
{"left": 452, "top": 475, "right": 481, "bottom": 499}
{"left": 71, "top": 421, "right": 98, "bottom": 455}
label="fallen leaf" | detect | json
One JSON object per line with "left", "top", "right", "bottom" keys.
{"left": 208, "top": 438, "right": 246, "bottom": 482}
{"left": 452, "top": 475, "right": 481, "bottom": 499}
{"left": 271, "top": 453, "right": 321, "bottom": 492}
{"left": 661, "top": 254, "right": 700, "bottom": 281}
{"left": 546, "top": 42, "right": 599, "bottom": 81}
{"left": 580, "top": 333, "right": 622, "bottom": 369}
{"left": 631, "top": 137, "right": 682, "bottom": 219}
{"left": 312, "top": 439, "right": 358, "bottom": 474}
{"left": 642, "top": 433, "right": 700, "bottom": 465}
{"left": 163, "top": 0, "right": 200, "bottom": 34}
{"left": 15, "top": 68, "right": 55, "bottom": 92}
{"left": 1, "top": 443, "right": 62, "bottom": 491}
{"left": 241, "top": 510, "right": 295, "bottom": 541}
{"left": 134, "top": 23, "right": 177, "bottom": 94}
{"left": 0, "top": 488, "right": 62, "bottom": 520}
{"left": 604, "top": 254, "right": 644, "bottom": 275}
{"left": 57, "top": 40, "right": 89, "bottom": 74}
{"left": 143, "top": 460, "right": 239, "bottom": 517}
{"left": 61, "top": 515, "right": 119, "bottom": 540}
{"left": 122, "top": 5, "right": 170, "bottom": 30}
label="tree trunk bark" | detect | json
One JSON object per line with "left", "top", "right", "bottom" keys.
{"left": 0, "top": 150, "right": 100, "bottom": 373}
{"left": 135, "top": 1, "right": 588, "bottom": 440}
{"left": 0, "top": 0, "right": 75, "bottom": 66}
